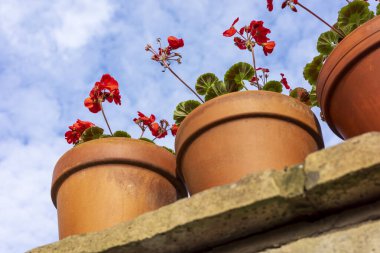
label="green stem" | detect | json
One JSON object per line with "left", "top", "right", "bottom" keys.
{"left": 250, "top": 48, "right": 261, "bottom": 90}
{"left": 100, "top": 103, "right": 113, "bottom": 136}
{"left": 164, "top": 62, "right": 205, "bottom": 103}
{"left": 297, "top": 2, "right": 345, "bottom": 38}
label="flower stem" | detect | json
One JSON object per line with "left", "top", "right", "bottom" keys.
{"left": 164, "top": 62, "right": 205, "bottom": 103}
{"left": 297, "top": 2, "right": 345, "bottom": 38}
{"left": 139, "top": 127, "right": 146, "bottom": 138}
{"left": 250, "top": 48, "right": 261, "bottom": 90}
{"left": 100, "top": 103, "right": 113, "bottom": 135}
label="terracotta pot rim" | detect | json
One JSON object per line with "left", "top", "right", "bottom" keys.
{"left": 175, "top": 90, "right": 324, "bottom": 181}
{"left": 52, "top": 138, "right": 186, "bottom": 207}
{"left": 316, "top": 16, "right": 380, "bottom": 138}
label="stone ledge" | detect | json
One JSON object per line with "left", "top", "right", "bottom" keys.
{"left": 259, "top": 218, "right": 380, "bottom": 253}
{"left": 29, "top": 132, "right": 380, "bottom": 253}
{"left": 205, "top": 200, "right": 380, "bottom": 253}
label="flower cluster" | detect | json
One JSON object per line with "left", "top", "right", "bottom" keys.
{"left": 65, "top": 74, "right": 177, "bottom": 147}
{"left": 65, "top": 119, "right": 94, "bottom": 144}
{"left": 134, "top": 111, "right": 178, "bottom": 139}
{"left": 223, "top": 17, "right": 275, "bottom": 56}
{"left": 84, "top": 74, "right": 121, "bottom": 113}
{"left": 145, "top": 36, "right": 184, "bottom": 69}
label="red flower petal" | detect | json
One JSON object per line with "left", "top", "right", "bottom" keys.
{"left": 84, "top": 97, "right": 101, "bottom": 113}
{"left": 280, "top": 73, "right": 291, "bottom": 90}
{"left": 167, "top": 36, "right": 184, "bottom": 49}
{"left": 223, "top": 17, "right": 239, "bottom": 37}
{"left": 223, "top": 27, "right": 237, "bottom": 37}
{"left": 231, "top": 17, "right": 239, "bottom": 27}
{"left": 262, "top": 41, "right": 275, "bottom": 56}
{"left": 267, "top": 0, "right": 274, "bottom": 11}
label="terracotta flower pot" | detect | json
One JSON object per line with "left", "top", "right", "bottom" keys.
{"left": 317, "top": 16, "right": 380, "bottom": 139}
{"left": 175, "top": 91, "right": 324, "bottom": 195}
{"left": 52, "top": 137, "right": 186, "bottom": 239}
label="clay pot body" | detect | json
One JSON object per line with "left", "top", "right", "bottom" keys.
{"left": 175, "top": 91, "right": 324, "bottom": 195}
{"left": 52, "top": 138, "right": 185, "bottom": 239}
{"left": 317, "top": 16, "right": 380, "bottom": 139}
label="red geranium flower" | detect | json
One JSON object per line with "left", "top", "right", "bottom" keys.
{"left": 134, "top": 111, "right": 156, "bottom": 126}
{"left": 251, "top": 22, "right": 271, "bottom": 44}
{"left": 65, "top": 119, "right": 94, "bottom": 144}
{"left": 149, "top": 122, "right": 168, "bottom": 139}
{"left": 223, "top": 17, "right": 239, "bottom": 37}
{"left": 84, "top": 74, "right": 121, "bottom": 113}
{"left": 84, "top": 97, "right": 102, "bottom": 113}
{"left": 171, "top": 124, "right": 178, "bottom": 136}
{"left": 234, "top": 37, "right": 247, "bottom": 50}
{"left": 168, "top": 36, "right": 184, "bottom": 49}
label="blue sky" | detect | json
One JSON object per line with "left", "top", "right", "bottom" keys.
{"left": 1, "top": 0, "right": 368, "bottom": 251}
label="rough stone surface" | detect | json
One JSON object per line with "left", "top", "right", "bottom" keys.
{"left": 29, "top": 132, "right": 380, "bottom": 253}
{"left": 305, "top": 132, "right": 380, "bottom": 210}
{"left": 259, "top": 219, "right": 380, "bottom": 253}
{"left": 205, "top": 200, "right": 380, "bottom": 253}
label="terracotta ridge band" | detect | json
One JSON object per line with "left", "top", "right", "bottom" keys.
{"left": 176, "top": 112, "right": 324, "bottom": 181}
{"left": 318, "top": 22, "right": 380, "bottom": 101}
{"left": 51, "top": 159, "right": 187, "bottom": 207}
{"left": 321, "top": 31, "right": 380, "bottom": 107}
{"left": 320, "top": 32, "right": 380, "bottom": 138}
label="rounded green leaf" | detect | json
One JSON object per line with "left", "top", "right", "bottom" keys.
{"left": 173, "top": 100, "right": 201, "bottom": 125}
{"left": 338, "top": 0, "right": 374, "bottom": 34}
{"left": 113, "top": 130, "right": 131, "bottom": 138}
{"left": 303, "top": 55, "right": 324, "bottom": 86}
{"left": 195, "top": 73, "right": 219, "bottom": 95}
{"left": 262, "top": 80, "right": 283, "bottom": 93}
{"left": 309, "top": 84, "right": 319, "bottom": 107}
{"left": 79, "top": 126, "right": 104, "bottom": 143}
{"left": 317, "top": 31, "right": 339, "bottom": 56}
{"left": 289, "top": 87, "right": 311, "bottom": 106}
{"left": 205, "top": 81, "right": 228, "bottom": 101}
{"left": 224, "top": 62, "right": 255, "bottom": 92}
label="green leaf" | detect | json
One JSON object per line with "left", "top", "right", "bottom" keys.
{"left": 224, "top": 62, "right": 254, "bottom": 92}
{"left": 100, "top": 134, "right": 112, "bottom": 138}
{"left": 262, "top": 80, "right": 283, "bottom": 93}
{"left": 173, "top": 100, "right": 201, "bottom": 125}
{"left": 303, "top": 55, "right": 324, "bottom": 86}
{"left": 289, "top": 87, "right": 311, "bottom": 106}
{"left": 195, "top": 73, "right": 219, "bottom": 95}
{"left": 79, "top": 126, "right": 104, "bottom": 143}
{"left": 113, "top": 130, "right": 131, "bottom": 138}
{"left": 205, "top": 81, "right": 228, "bottom": 101}
{"left": 310, "top": 85, "right": 319, "bottom": 107}
{"left": 139, "top": 137, "right": 155, "bottom": 144}
{"left": 338, "top": 0, "right": 374, "bottom": 34}
{"left": 317, "top": 31, "right": 339, "bottom": 56}
{"left": 377, "top": 3, "right": 380, "bottom": 16}
{"left": 162, "top": 146, "right": 175, "bottom": 154}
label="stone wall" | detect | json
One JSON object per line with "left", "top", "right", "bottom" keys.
{"left": 29, "top": 132, "right": 380, "bottom": 253}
